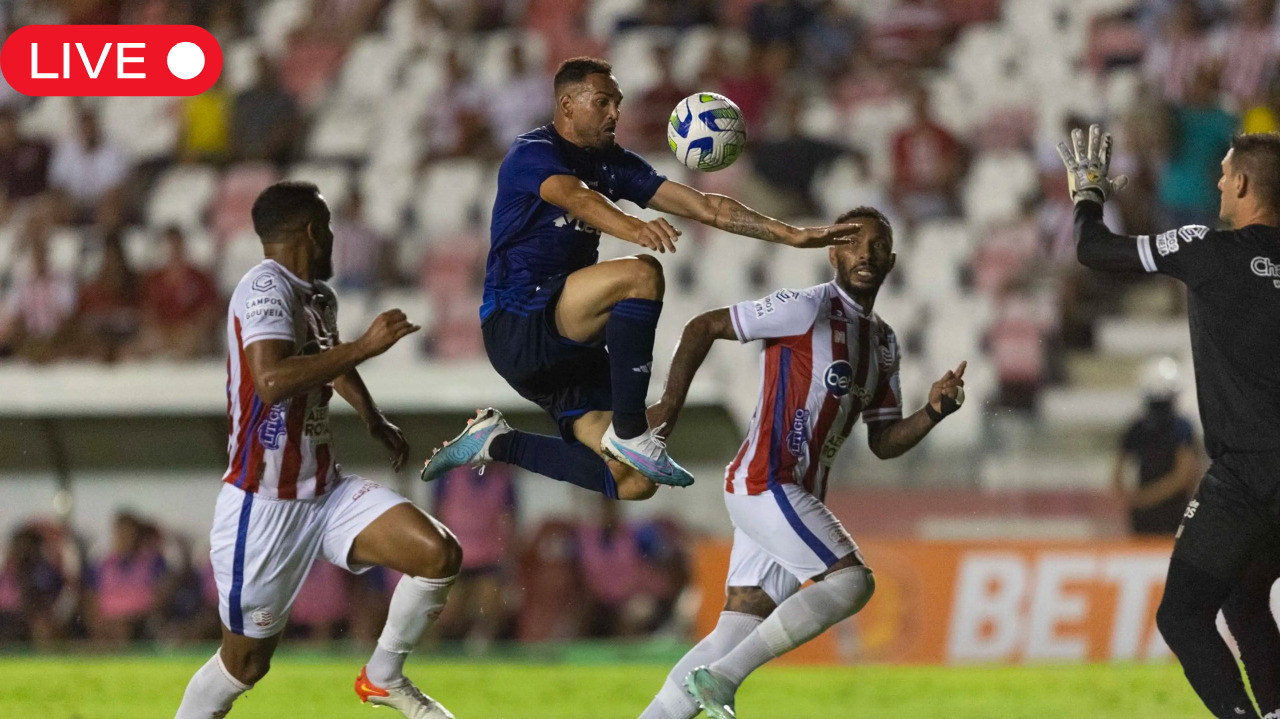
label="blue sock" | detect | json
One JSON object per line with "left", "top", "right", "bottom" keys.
{"left": 489, "top": 431, "right": 618, "bottom": 498}
{"left": 606, "top": 298, "right": 662, "bottom": 439}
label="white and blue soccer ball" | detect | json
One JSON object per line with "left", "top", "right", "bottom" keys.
{"left": 667, "top": 92, "right": 746, "bottom": 172}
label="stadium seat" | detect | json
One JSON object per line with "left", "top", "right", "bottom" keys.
{"left": 219, "top": 230, "right": 269, "bottom": 294}
{"left": 212, "top": 163, "right": 279, "bottom": 243}
{"left": 307, "top": 99, "right": 376, "bottom": 160}
{"left": 357, "top": 164, "right": 414, "bottom": 236}
{"left": 961, "top": 152, "right": 1038, "bottom": 225}
{"left": 100, "top": 96, "right": 178, "bottom": 162}
{"left": 414, "top": 160, "right": 486, "bottom": 236}
{"left": 17, "top": 96, "right": 75, "bottom": 140}
{"left": 254, "top": 0, "right": 314, "bottom": 58}
{"left": 285, "top": 163, "right": 353, "bottom": 207}
{"left": 608, "top": 29, "right": 667, "bottom": 97}
{"left": 279, "top": 36, "right": 346, "bottom": 108}
{"left": 223, "top": 38, "right": 263, "bottom": 93}
{"left": 336, "top": 35, "right": 406, "bottom": 101}
{"left": 146, "top": 165, "right": 220, "bottom": 232}
{"left": 46, "top": 228, "right": 83, "bottom": 279}
{"left": 586, "top": 0, "right": 647, "bottom": 39}
{"left": 122, "top": 227, "right": 163, "bottom": 272}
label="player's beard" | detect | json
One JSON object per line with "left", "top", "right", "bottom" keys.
{"left": 313, "top": 250, "right": 334, "bottom": 281}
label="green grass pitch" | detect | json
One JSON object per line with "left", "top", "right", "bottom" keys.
{"left": 0, "top": 654, "right": 1205, "bottom": 718}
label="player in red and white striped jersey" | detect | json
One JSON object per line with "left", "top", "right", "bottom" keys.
{"left": 177, "top": 182, "right": 460, "bottom": 719}
{"left": 638, "top": 207, "right": 967, "bottom": 719}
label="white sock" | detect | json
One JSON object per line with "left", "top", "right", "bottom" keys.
{"left": 638, "top": 611, "right": 763, "bottom": 719}
{"left": 174, "top": 652, "right": 251, "bottom": 719}
{"left": 365, "top": 573, "right": 456, "bottom": 686}
{"left": 710, "top": 566, "right": 874, "bottom": 685}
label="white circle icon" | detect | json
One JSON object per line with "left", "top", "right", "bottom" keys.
{"left": 167, "top": 42, "right": 205, "bottom": 80}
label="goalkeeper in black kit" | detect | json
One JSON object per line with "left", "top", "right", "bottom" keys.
{"left": 1062, "top": 125, "right": 1280, "bottom": 718}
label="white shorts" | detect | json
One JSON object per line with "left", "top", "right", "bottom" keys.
{"left": 723, "top": 483, "right": 862, "bottom": 605}
{"left": 210, "top": 474, "right": 409, "bottom": 638}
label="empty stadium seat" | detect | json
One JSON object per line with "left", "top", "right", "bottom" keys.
{"left": 337, "top": 35, "right": 406, "bottom": 101}
{"left": 147, "top": 165, "right": 219, "bottom": 232}
{"left": 414, "top": 160, "right": 486, "bottom": 236}
{"left": 286, "top": 163, "right": 353, "bottom": 206}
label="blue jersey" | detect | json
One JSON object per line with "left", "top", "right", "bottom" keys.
{"left": 482, "top": 124, "right": 666, "bottom": 319}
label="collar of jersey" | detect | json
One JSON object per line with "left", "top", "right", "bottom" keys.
{"left": 829, "top": 280, "right": 869, "bottom": 318}
{"left": 262, "top": 259, "right": 313, "bottom": 295}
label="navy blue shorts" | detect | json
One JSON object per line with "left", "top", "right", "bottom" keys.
{"left": 482, "top": 274, "right": 611, "bottom": 443}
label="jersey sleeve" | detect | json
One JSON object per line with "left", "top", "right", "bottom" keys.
{"left": 1141, "top": 224, "right": 1220, "bottom": 286}
{"left": 729, "top": 287, "right": 824, "bottom": 343}
{"left": 862, "top": 330, "right": 904, "bottom": 423}
{"left": 505, "top": 138, "right": 574, "bottom": 198}
{"left": 238, "top": 273, "right": 295, "bottom": 347}
{"left": 614, "top": 147, "right": 667, "bottom": 207}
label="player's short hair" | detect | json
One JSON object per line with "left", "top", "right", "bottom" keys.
{"left": 554, "top": 57, "right": 614, "bottom": 96}
{"left": 251, "top": 181, "right": 328, "bottom": 243}
{"left": 836, "top": 206, "right": 893, "bottom": 246}
{"left": 1231, "top": 133, "right": 1280, "bottom": 211}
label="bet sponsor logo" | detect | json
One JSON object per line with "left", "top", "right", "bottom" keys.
{"left": 823, "top": 360, "right": 854, "bottom": 397}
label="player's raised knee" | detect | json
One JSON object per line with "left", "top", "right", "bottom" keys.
{"left": 620, "top": 254, "right": 665, "bottom": 300}
{"left": 410, "top": 527, "right": 464, "bottom": 578}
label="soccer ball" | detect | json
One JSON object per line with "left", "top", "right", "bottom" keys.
{"left": 667, "top": 92, "right": 747, "bottom": 172}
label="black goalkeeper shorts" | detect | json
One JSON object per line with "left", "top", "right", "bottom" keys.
{"left": 1172, "top": 451, "right": 1280, "bottom": 582}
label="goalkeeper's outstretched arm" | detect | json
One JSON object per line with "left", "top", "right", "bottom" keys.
{"left": 1074, "top": 199, "right": 1152, "bottom": 273}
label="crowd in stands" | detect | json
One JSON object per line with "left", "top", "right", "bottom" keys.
{"left": 2, "top": 0, "right": 1273, "bottom": 412}
{"left": 0, "top": 466, "right": 691, "bottom": 648}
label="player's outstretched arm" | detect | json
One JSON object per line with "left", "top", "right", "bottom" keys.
{"left": 647, "top": 180, "right": 859, "bottom": 248}
{"left": 245, "top": 309, "right": 419, "bottom": 406}
{"left": 334, "top": 369, "right": 410, "bottom": 472}
{"left": 539, "top": 174, "right": 682, "bottom": 253}
{"left": 647, "top": 307, "right": 737, "bottom": 438}
{"left": 866, "top": 361, "right": 966, "bottom": 459}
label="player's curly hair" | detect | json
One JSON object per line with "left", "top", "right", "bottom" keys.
{"left": 251, "top": 181, "right": 328, "bottom": 243}
{"left": 1230, "top": 133, "right": 1280, "bottom": 212}
{"left": 554, "top": 57, "right": 613, "bottom": 95}
{"left": 835, "top": 206, "right": 893, "bottom": 245}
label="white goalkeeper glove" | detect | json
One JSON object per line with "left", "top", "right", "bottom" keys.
{"left": 1057, "top": 123, "right": 1129, "bottom": 205}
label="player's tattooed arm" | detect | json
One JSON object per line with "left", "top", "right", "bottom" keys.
{"left": 246, "top": 309, "right": 419, "bottom": 405}
{"left": 866, "top": 362, "right": 966, "bottom": 459}
{"left": 648, "top": 308, "right": 737, "bottom": 438}
{"left": 649, "top": 181, "right": 859, "bottom": 248}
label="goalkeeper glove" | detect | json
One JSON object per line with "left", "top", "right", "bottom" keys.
{"left": 1057, "top": 123, "right": 1129, "bottom": 204}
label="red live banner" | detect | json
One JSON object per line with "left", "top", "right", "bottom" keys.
{"left": 1, "top": 25, "right": 222, "bottom": 96}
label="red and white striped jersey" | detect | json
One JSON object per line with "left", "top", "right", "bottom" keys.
{"left": 222, "top": 260, "right": 339, "bottom": 499}
{"left": 725, "top": 282, "right": 903, "bottom": 499}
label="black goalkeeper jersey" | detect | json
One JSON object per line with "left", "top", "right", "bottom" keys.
{"left": 1075, "top": 200, "right": 1280, "bottom": 459}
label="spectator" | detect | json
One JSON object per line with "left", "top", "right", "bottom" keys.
{"left": 1144, "top": 0, "right": 1212, "bottom": 104}
{"left": 48, "top": 106, "right": 130, "bottom": 224}
{"left": 1210, "top": 0, "right": 1278, "bottom": 110}
{"left": 0, "top": 107, "right": 52, "bottom": 214}
{"left": 699, "top": 42, "right": 783, "bottom": 130}
{"left": 487, "top": 44, "right": 552, "bottom": 147}
{"left": 617, "top": 0, "right": 717, "bottom": 30}
{"left": 88, "top": 513, "right": 166, "bottom": 645}
{"left": 871, "top": 0, "right": 950, "bottom": 66}
{"left": 138, "top": 226, "right": 221, "bottom": 359}
{"left": 0, "top": 526, "right": 66, "bottom": 646}
{"left": 430, "top": 465, "right": 517, "bottom": 650}
{"left": 750, "top": 92, "right": 850, "bottom": 216}
{"left": 1111, "top": 357, "right": 1202, "bottom": 536}
{"left": 76, "top": 232, "right": 143, "bottom": 363}
{"left": 747, "top": 0, "right": 810, "bottom": 48}
{"left": 176, "top": 75, "right": 231, "bottom": 164}
{"left": 332, "top": 191, "right": 396, "bottom": 292}
{"left": 1241, "top": 77, "right": 1280, "bottom": 134}
{"left": 626, "top": 46, "right": 691, "bottom": 153}
{"left": 890, "top": 85, "right": 965, "bottom": 224}
{"left": 154, "top": 536, "right": 216, "bottom": 645}
{"left": 289, "top": 560, "right": 350, "bottom": 643}
{"left": 576, "top": 498, "right": 675, "bottom": 638}
{"left": 1157, "top": 63, "right": 1236, "bottom": 228}
{"left": 800, "top": 0, "right": 862, "bottom": 80}
{"left": 420, "top": 50, "right": 493, "bottom": 161}
{"left": 231, "top": 55, "right": 301, "bottom": 165}
{"left": 0, "top": 222, "right": 77, "bottom": 363}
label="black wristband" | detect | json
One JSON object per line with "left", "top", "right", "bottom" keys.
{"left": 924, "top": 402, "right": 944, "bottom": 423}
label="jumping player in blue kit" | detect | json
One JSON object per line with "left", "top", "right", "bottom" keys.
{"left": 422, "top": 57, "right": 860, "bottom": 500}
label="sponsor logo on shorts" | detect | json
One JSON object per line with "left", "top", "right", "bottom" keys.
{"left": 258, "top": 402, "right": 288, "bottom": 450}
{"left": 1252, "top": 256, "right": 1280, "bottom": 288}
{"left": 250, "top": 609, "right": 274, "bottom": 628}
{"left": 786, "top": 408, "right": 810, "bottom": 457}
{"left": 827, "top": 526, "right": 854, "bottom": 548}
{"left": 350, "top": 481, "right": 381, "bottom": 502}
